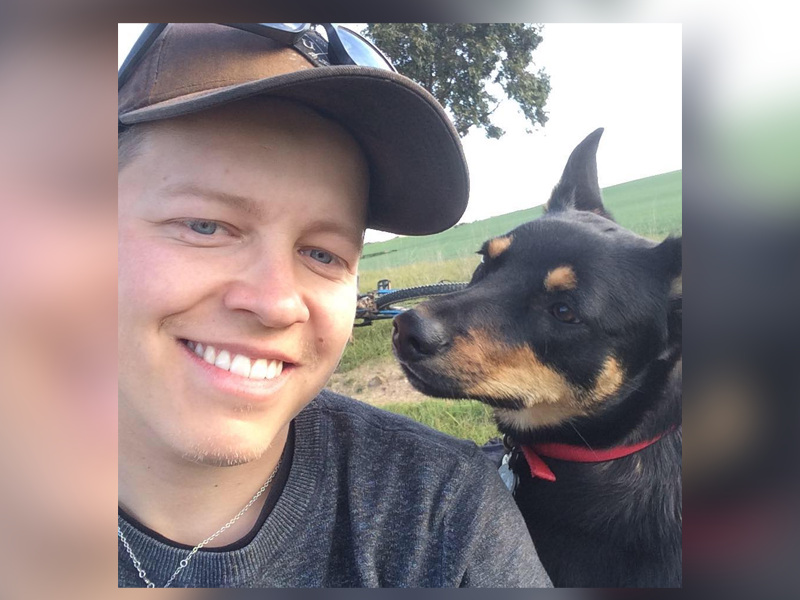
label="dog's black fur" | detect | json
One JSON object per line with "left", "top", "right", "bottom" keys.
{"left": 392, "top": 129, "right": 682, "bottom": 588}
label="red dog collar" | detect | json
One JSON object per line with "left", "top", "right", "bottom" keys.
{"left": 520, "top": 428, "right": 675, "bottom": 482}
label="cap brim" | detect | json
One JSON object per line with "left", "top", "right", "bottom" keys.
{"left": 119, "top": 66, "right": 469, "bottom": 236}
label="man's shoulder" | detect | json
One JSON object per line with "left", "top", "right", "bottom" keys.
{"left": 298, "top": 390, "right": 552, "bottom": 587}
{"left": 312, "top": 388, "right": 486, "bottom": 467}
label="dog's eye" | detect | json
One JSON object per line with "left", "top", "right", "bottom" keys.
{"left": 551, "top": 303, "right": 581, "bottom": 324}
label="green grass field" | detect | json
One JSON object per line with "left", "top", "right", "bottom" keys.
{"left": 359, "top": 170, "right": 682, "bottom": 271}
{"left": 334, "top": 169, "right": 682, "bottom": 441}
{"left": 380, "top": 399, "right": 500, "bottom": 445}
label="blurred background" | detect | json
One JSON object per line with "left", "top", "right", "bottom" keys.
{"left": 2, "top": 4, "right": 800, "bottom": 596}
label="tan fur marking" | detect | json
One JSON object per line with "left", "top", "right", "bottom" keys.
{"left": 495, "top": 405, "right": 585, "bottom": 431}
{"left": 446, "top": 330, "right": 573, "bottom": 406}
{"left": 494, "top": 358, "right": 624, "bottom": 430}
{"left": 486, "top": 235, "right": 513, "bottom": 259}
{"left": 438, "top": 331, "right": 625, "bottom": 430}
{"left": 593, "top": 356, "right": 624, "bottom": 399}
{"left": 544, "top": 265, "right": 578, "bottom": 292}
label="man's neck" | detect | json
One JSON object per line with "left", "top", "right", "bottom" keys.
{"left": 118, "top": 425, "right": 289, "bottom": 548}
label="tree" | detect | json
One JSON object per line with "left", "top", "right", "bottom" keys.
{"left": 364, "top": 23, "right": 550, "bottom": 139}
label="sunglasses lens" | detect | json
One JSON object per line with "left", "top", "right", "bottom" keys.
{"left": 262, "top": 23, "right": 309, "bottom": 33}
{"left": 258, "top": 23, "right": 309, "bottom": 33}
{"left": 333, "top": 26, "right": 394, "bottom": 71}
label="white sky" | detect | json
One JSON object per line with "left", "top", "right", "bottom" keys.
{"left": 118, "top": 23, "right": 683, "bottom": 243}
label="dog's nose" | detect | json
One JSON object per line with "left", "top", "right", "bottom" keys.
{"left": 392, "top": 309, "right": 450, "bottom": 362}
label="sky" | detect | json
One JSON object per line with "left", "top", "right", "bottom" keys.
{"left": 118, "top": 23, "right": 682, "bottom": 243}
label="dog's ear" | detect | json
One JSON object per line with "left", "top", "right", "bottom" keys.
{"left": 653, "top": 235, "right": 682, "bottom": 346}
{"left": 653, "top": 235, "right": 682, "bottom": 283}
{"left": 546, "top": 128, "right": 612, "bottom": 218}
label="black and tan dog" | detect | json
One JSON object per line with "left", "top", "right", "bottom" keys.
{"left": 392, "top": 129, "right": 682, "bottom": 588}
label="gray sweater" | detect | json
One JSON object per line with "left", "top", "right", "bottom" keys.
{"left": 118, "top": 390, "right": 552, "bottom": 587}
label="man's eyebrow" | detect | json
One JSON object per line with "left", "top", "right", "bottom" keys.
{"left": 303, "top": 219, "right": 365, "bottom": 251}
{"left": 156, "top": 183, "right": 265, "bottom": 218}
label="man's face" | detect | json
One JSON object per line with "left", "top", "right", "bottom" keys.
{"left": 118, "top": 99, "right": 368, "bottom": 466}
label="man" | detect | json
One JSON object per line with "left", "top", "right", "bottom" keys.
{"left": 118, "top": 23, "right": 551, "bottom": 588}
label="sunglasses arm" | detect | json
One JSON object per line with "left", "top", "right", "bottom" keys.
{"left": 320, "top": 24, "right": 357, "bottom": 66}
{"left": 224, "top": 23, "right": 311, "bottom": 46}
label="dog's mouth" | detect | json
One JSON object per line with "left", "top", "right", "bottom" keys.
{"left": 398, "top": 359, "right": 525, "bottom": 410}
{"left": 397, "top": 360, "right": 463, "bottom": 399}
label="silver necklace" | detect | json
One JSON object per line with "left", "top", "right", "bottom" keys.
{"left": 118, "top": 456, "right": 283, "bottom": 588}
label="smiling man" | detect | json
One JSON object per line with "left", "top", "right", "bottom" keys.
{"left": 117, "top": 23, "right": 551, "bottom": 588}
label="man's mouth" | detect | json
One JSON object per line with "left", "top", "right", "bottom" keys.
{"left": 179, "top": 339, "right": 288, "bottom": 381}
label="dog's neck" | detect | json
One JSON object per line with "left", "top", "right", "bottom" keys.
{"left": 505, "top": 351, "right": 682, "bottom": 450}
{"left": 509, "top": 352, "right": 683, "bottom": 563}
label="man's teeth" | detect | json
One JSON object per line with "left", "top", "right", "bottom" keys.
{"left": 230, "top": 354, "right": 251, "bottom": 377}
{"left": 185, "top": 341, "right": 284, "bottom": 380}
{"left": 267, "top": 359, "right": 279, "bottom": 379}
{"left": 203, "top": 345, "right": 216, "bottom": 364}
{"left": 214, "top": 349, "right": 231, "bottom": 370}
{"left": 250, "top": 359, "right": 269, "bottom": 379}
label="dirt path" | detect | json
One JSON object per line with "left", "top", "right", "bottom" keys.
{"left": 328, "top": 359, "right": 433, "bottom": 406}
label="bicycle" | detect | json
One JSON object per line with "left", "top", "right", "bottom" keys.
{"left": 354, "top": 279, "right": 468, "bottom": 327}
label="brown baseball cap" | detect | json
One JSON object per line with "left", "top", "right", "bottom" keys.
{"left": 118, "top": 23, "right": 470, "bottom": 236}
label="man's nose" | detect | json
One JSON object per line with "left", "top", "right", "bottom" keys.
{"left": 223, "top": 258, "right": 310, "bottom": 328}
{"left": 392, "top": 309, "right": 450, "bottom": 362}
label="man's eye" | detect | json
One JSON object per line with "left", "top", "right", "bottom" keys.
{"left": 187, "top": 220, "right": 219, "bottom": 235}
{"left": 307, "top": 249, "right": 334, "bottom": 264}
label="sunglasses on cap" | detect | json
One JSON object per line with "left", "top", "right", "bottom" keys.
{"left": 118, "top": 23, "right": 397, "bottom": 91}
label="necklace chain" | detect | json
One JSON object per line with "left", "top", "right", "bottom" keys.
{"left": 118, "top": 456, "right": 283, "bottom": 588}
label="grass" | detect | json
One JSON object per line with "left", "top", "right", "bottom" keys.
{"left": 360, "top": 170, "right": 682, "bottom": 271}
{"left": 600, "top": 170, "right": 683, "bottom": 236}
{"left": 339, "top": 319, "right": 395, "bottom": 373}
{"left": 380, "top": 399, "right": 500, "bottom": 444}
{"left": 357, "top": 255, "right": 480, "bottom": 293}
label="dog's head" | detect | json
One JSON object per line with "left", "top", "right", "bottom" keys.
{"left": 392, "top": 129, "right": 682, "bottom": 439}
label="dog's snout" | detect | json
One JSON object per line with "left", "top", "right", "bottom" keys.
{"left": 392, "top": 310, "right": 450, "bottom": 362}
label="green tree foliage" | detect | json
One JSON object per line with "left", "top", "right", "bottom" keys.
{"left": 365, "top": 23, "right": 550, "bottom": 139}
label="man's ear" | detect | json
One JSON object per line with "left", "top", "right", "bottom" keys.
{"left": 545, "top": 128, "right": 613, "bottom": 218}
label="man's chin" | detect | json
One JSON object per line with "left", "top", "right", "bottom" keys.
{"left": 180, "top": 447, "right": 268, "bottom": 468}
{"left": 175, "top": 427, "right": 282, "bottom": 468}
{"left": 150, "top": 410, "right": 288, "bottom": 468}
